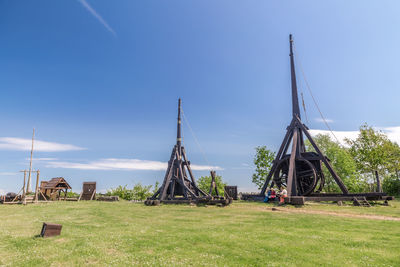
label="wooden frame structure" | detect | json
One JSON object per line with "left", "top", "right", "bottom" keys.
{"left": 40, "top": 177, "right": 71, "bottom": 201}
{"left": 242, "top": 35, "right": 393, "bottom": 205}
{"left": 78, "top": 182, "right": 96, "bottom": 201}
{"left": 224, "top": 186, "right": 238, "bottom": 200}
{"left": 145, "top": 99, "right": 230, "bottom": 206}
{"left": 1, "top": 170, "right": 45, "bottom": 205}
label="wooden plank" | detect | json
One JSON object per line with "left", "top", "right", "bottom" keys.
{"left": 286, "top": 129, "right": 298, "bottom": 196}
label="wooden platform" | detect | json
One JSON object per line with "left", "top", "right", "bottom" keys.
{"left": 242, "top": 192, "right": 394, "bottom": 206}
{"left": 145, "top": 197, "right": 231, "bottom": 206}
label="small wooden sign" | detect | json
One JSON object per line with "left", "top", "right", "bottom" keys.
{"left": 40, "top": 223, "right": 62, "bottom": 237}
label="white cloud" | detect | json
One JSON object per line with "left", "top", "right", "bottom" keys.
{"left": 32, "top": 158, "right": 59, "bottom": 161}
{"left": 0, "top": 137, "right": 85, "bottom": 152}
{"left": 45, "top": 158, "right": 222, "bottom": 171}
{"left": 379, "top": 126, "right": 400, "bottom": 144}
{"left": 310, "top": 126, "right": 400, "bottom": 145}
{"left": 309, "top": 129, "right": 359, "bottom": 145}
{"left": 78, "top": 0, "right": 116, "bottom": 36}
{"left": 315, "top": 118, "right": 334, "bottom": 123}
{"left": 191, "top": 164, "right": 223, "bottom": 171}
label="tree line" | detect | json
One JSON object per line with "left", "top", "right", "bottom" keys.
{"left": 106, "top": 174, "right": 227, "bottom": 201}
{"left": 252, "top": 124, "right": 400, "bottom": 196}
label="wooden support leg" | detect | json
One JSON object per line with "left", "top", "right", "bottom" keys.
{"left": 298, "top": 119, "right": 349, "bottom": 194}
{"left": 260, "top": 124, "right": 294, "bottom": 195}
{"left": 286, "top": 130, "right": 298, "bottom": 197}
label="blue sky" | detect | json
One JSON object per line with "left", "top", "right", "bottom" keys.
{"left": 0, "top": 0, "right": 399, "bottom": 193}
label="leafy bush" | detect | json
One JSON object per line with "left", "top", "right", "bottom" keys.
{"left": 106, "top": 183, "right": 156, "bottom": 201}
{"left": 66, "top": 191, "right": 80, "bottom": 198}
{"left": 197, "top": 174, "right": 227, "bottom": 196}
{"left": 382, "top": 175, "right": 400, "bottom": 196}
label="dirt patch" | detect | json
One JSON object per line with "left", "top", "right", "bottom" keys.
{"left": 265, "top": 207, "right": 400, "bottom": 221}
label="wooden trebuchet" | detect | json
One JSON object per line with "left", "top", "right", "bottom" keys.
{"left": 145, "top": 99, "right": 231, "bottom": 206}
{"left": 242, "top": 34, "right": 394, "bottom": 206}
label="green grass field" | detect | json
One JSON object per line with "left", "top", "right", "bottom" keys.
{"left": 0, "top": 201, "right": 399, "bottom": 266}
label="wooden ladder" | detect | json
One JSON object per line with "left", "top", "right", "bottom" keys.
{"left": 353, "top": 197, "right": 371, "bottom": 207}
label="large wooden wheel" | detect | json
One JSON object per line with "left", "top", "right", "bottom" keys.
{"left": 273, "top": 157, "right": 318, "bottom": 196}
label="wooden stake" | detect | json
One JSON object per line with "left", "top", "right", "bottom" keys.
{"left": 21, "top": 170, "right": 27, "bottom": 205}
{"left": 26, "top": 128, "right": 35, "bottom": 193}
{"left": 34, "top": 170, "right": 40, "bottom": 203}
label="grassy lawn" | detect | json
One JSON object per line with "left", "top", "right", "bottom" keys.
{"left": 0, "top": 201, "right": 399, "bottom": 266}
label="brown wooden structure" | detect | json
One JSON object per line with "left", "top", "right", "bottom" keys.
{"left": 40, "top": 223, "right": 62, "bottom": 237}
{"left": 145, "top": 99, "right": 230, "bottom": 206}
{"left": 40, "top": 177, "right": 71, "bottom": 201}
{"left": 224, "top": 186, "right": 238, "bottom": 200}
{"left": 78, "top": 182, "right": 96, "bottom": 201}
{"left": 242, "top": 35, "right": 393, "bottom": 205}
{"left": 97, "top": 195, "right": 119, "bottom": 202}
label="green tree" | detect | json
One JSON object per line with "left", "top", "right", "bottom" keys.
{"left": 382, "top": 141, "right": 400, "bottom": 196}
{"left": 107, "top": 183, "right": 153, "bottom": 201}
{"left": 384, "top": 141, "right": 400, "bottom": 179}
{"left": 306, "top": 134, "right": 364, "bottom": 192}
{"left": 132, "top": 183, "right": 153, "bottom": 200}
{"left": 346, "top": 124, "right": 390, "bottom": 192}
{"left": 252, "top": 146, "right": 275, "bottom": 190}
{"left": 197, "top": 174, "right": 227, "bottom": 196}
{"left": 106, "top": 185, "right": 134, "bottom": 200}
{"left": 153, "top": 181, "right": 160, "bottom": 194}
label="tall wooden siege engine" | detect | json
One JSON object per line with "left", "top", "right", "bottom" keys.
{"left": 258, "top": 34, "right": 349, "bottom": 198}
{"left": 243, "top": 35, "right": 394, "bottom": 205}
{"left": 145, "top": 99, "right": 231, "bottom": 206}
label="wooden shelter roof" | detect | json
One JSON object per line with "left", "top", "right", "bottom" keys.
{"left": 41, "top": 177, "right": 71, "bottom": 190}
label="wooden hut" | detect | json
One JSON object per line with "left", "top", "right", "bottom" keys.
{"left": 40, "top": 177, "right": 71, "bottom": 201}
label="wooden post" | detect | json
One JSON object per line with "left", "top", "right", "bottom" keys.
{"left": 21, "top": 170, "right": 27, "bottom": 205}
{"left": 375, "top": 170, "right": 382, "bottom": 193}
{"left": 26, "top": 128, "right": 35, "bottom": 193}
{"left": 34, "top": 170, "right": 40, "bottom": 203}
{"left": 286, "top": 130, "right": 298, "bottom": 197}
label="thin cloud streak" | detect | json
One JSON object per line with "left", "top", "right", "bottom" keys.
{"left": 315, "top": 118, "right": 334, "bottom": 123}
{"left": 45, "top": 158, "right": 223, "bottom": 171}
{"left": 0, "top": 137, "right": 85, "bottom": 152}
{"left": 30, "top": 158, "right": 59, "bottom": 161}
{"left": 78, "top": 0, "right": 116, "bottom": 36}
{"left": 0, "top": 172, "right": 18, "bottom": 176}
